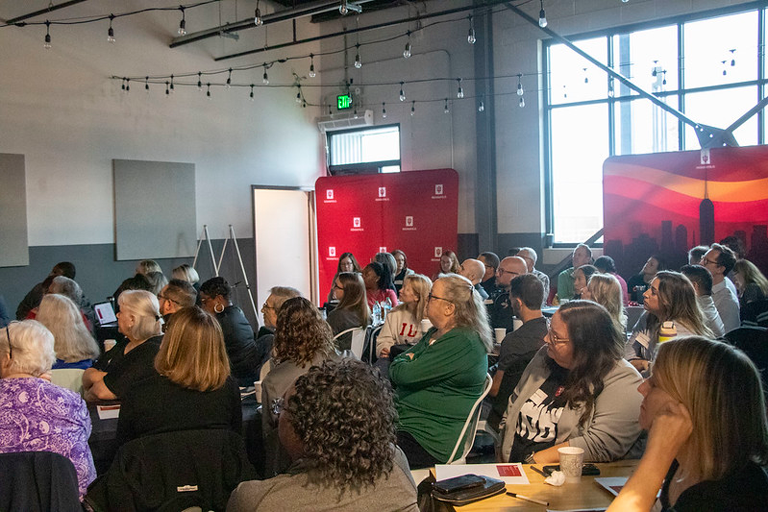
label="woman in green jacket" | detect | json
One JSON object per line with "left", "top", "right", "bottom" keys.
{"left": 390, "top": 273, "right": 492, "bottom": 468}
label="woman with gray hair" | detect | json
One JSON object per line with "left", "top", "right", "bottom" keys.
{"left": 390, "top": 273, "right": 491, "bottom": 468}
{"left": 83, "top": 290, "right": 163, "bottom": 402}
{"left": 0, "top": 321, "right": 96, "bottom": 499}
{"left": 37, "top": 294, "right": 100, "bottom": 370}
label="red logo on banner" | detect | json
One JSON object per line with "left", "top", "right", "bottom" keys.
{"left": 329, "top": 247, "right": 336, "bottom": 257}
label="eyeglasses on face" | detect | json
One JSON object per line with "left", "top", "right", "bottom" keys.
{"left": 545, "top": 318, "right": 570, "bottom": 345}
{"left": 427, "top": 293, "right": 451, "bottom": 304}
{"left": 157, "top": 293, "right": 181, "bottom": 306}
{"left": 496, "top": 268, "right": 520, "bottom": 277}
{"left": 700, "top": 257, "right": 719, "bottom": 267}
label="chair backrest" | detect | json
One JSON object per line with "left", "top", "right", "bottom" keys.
{"left": 364, "top": 324, "right": 384, "bottom": 363}
{"left": 50, "top": 369, "right": 85, "bottom": 396}
{"left": 0, "top": 451, "right": 81, "bottom": 512}
{"left": 333, "top": 327, "right": 367, "bottom": 359}
{"left": 446, "top": 373, "right": 493, "bottom": 464}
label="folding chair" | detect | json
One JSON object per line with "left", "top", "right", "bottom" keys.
{"left": 446, "top": 373, "right": 493, "bottom": 464}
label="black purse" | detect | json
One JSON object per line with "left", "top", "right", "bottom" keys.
{"left": 416, "top": 473, "right": 506, "bottom": 510}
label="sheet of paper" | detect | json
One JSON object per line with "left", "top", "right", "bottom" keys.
{"left": 97, "top": 404, "right": 121, "bottom": 420}
{"left": 594, "top": 477, "right": 628, "bottom": 497}
{"left": 434, "top": 463, "right": 530, "bottom": 485}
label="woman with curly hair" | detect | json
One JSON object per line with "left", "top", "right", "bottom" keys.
{"left": 391, "top": 273, "right": 492, "bottom": 468}
{"left": 261, "top": 297, "right": 337, "bottom": 477}
{"left": 228, "top": 359, "right": 418, "bottom": 512}
{"left": 500, "top": 301, "right": 643, "bottom": 464}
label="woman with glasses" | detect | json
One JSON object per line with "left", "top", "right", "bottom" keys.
{"left": 500, "top": 300, "right": 643, "bottom": 464}
{"left": 326, "top": 252, "right": 361, "bottom": 304}
{"left": 390, "top": 273, "right": 492, "bottom": 468}
{"left": 0, "top": 321, "right": 96, "bottom": 499}
{"left": 607, "top": 337, "right": 768, "bottom": 512}
{"left": 326, "top": 272, "right": 371, "bottom": 351}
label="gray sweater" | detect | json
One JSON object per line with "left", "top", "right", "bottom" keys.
{"left": 500, "top": 347, "right": 643, "bottom": 462}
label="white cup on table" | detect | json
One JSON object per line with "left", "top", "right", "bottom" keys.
{"left": 494, "top": 328, "right": 506, "bottom": 344}
{"left": 558, "top": 446, "right": 584, "bottom": 483}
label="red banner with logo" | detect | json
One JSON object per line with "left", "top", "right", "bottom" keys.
{"left": 315, "top": 169, "right": 459, "bottom": 302}
{"left": 603, "top": 146, "right": 768, "bottom": 277}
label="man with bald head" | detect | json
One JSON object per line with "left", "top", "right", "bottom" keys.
{"left": 489, "top": 256, "right": 528, "bottom": 331}
{"left": 460, "top": 258, "right": 489, "bottom": 300}
{"left": 517, "top": 247, "right": 549, "bottom": 308}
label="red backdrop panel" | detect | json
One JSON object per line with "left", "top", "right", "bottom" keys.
{"left": 316, "top": 169, "right": 459, "bottom": 302}
{"left": 603, "top": 146, "right": 768, "bottom": 277}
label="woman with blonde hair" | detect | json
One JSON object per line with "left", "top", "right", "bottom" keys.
{"left": 144, "top": 270, "right": 168, "bottom": 296}
{"left": 391, "top": 273, "right": 492, "bottom": 468}
{"left": 733, "top": 258, "right": 768, "bottom": 308}
{"left": 626, "top": 271, "right": 713, "bottom": 374}
{"left": 83, "top": 290, "right": 163, "bottom": 401}
{"left": 136, "top": 259, "right": 161, "bottom": 276}
{"left": 115, "top": 307, "right": 241, "bottom": 446}
{"left": 582, "top": 273, "right": 627, "bottom": 334}
{"left": 36, "top": 294, "right": 100, "bottom": 370}
{"left": 172, "top": 263, "right": 200, "bottom": 286}
{"left": 608, "top": 337, "right": 768, "bottom": 511}
{"left": 326, "top": 272, "right": 371, "bottom": 350}
{"left": 376, "top": 273, "right": 432, "bottom": 363}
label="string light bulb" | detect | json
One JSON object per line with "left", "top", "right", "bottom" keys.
{"left": 722, "top": 60, "right": 727, "bottom": 76}
{"left": 517, "top": 74, "right": 524, "bottom": 96}
{"left": 583, "top": 67, "right": 589, "bottom": 84}
{"left": 107, "top": 15, "right": 115, "bottom": 43}
{"left": 254, "top": 0, "right": 263, "bottom": 26}
{"left": 178, "top": 7, "right": 187, "bottom": 36}
{"left": 467, "top": 15, "right": 476, "bottom": 44}
{"left": 309, "top": 54, "right": 316, "bottom": 78}
{"left": 328, "top": 104, "right": 333, "bottom": 115}
{"left": 165, "top": 81, "right": 170, "bottom": 95}
{"left": 125, "top": 78, "right": 130, "bottom": 92}
{"left": 538, "top": 0, "right": 547, "bottom": 28}
{"left": 608, "top": 79, "right": 614, "bottom": 97}
{"left": 170, "top": 75, "right": 175, "bottom": 93}
{"left": 354, "top": 44, "right": 362, "bottom": 69}
{"left": 478, "top": 100, "right": 485, "bottom": 112}
{"left": 339, "top": 0, "right": 349, "bottom": 15}
{"left": 226, "top": 68, "right": 232, "bottom": 89}
{"left": 302, "top": 99, "right": 307, "bottom": 108}
{"left": 382, "top": 102, "right": 387, "bottom": 118}
{"left": 456, "top": 78, "right": 464, "bottom": 99}
{"left": 206, "top": 83, "right": 211, "bottom": 99}
{"left": 399, "top": 81, "right": 406, "bottom": 101}
{"left": 403, "top": 31, "right": 412, "bottom": 59}
{"left": 262, "top": 65, "right": 269, "bottom": 85}
{"left": 444, "top": 99, "right": 450, "bottom": 114}
{"left": 145, "top": 76, "right": 149, "bottom": 93}
{"left": 197, "top": 72, "right": 202, "bottom": 90}
{"left": 519, "top": 96, "right": 525, "bottom": 108}
{"left": 121, "top": 78, "right": 126, "bottom": 91}
{"left": 295, "top": 85, "right": 302, "bottom": 103}
{"left": 410, "top": 101, "right": 415, "bottom": 116}
{"left": 250, "top": 84, "right": 255, "bottom": 101}
{"left": 44, "top": 21, "right": 51, "bottom": 49}
{"left": 730, "top": 49, "right": 736, "bottom": 67}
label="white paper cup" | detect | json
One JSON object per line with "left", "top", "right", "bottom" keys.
{"left": 558, "top": 447, "right": 584, "bottom": 483}
{"left": 494, "top": 328, "right": 506, "bottom": 344}
{"left": 420, "top": 319, "right": 433, "bottom": 333}
{"left": 512, "top": 317, "right": 523, "bottom": 331}
{"left": 254, "top": 381, "right": 262, "bottom": 403}
{"left": 104, "top": 339, "right": 116, "bottom": 352}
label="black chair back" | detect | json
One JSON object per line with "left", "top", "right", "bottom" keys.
{"left": 0, "top": 451, "right": 81, "bottom": 512}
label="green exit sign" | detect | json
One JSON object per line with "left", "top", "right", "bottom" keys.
{"left": 337, "top": 94, "right": 353, "bottom": 110}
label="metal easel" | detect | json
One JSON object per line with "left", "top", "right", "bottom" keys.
{"left": 192, "top": 224, "right": 258, "bottom": 320}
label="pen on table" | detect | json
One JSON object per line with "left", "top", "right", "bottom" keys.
{"left": 506, "top": 492, "right": 549, "bottom": 507}
{"left": 529, "top": 466, "right": 548, "bottom": 478}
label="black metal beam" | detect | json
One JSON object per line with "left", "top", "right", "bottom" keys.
{"left": 6, "top": 0, "right": 90, "bottom": 25}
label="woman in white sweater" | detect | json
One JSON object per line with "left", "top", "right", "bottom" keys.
{"left": 375, "top": 274, "right": 431, "bottom": 371}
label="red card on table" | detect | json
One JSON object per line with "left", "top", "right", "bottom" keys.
{"left": 496, "top": 465, "right": 522, "bottom": 477}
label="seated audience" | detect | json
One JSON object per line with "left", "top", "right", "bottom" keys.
{"left": 488, "top": 275, "right": 548, "bottom": 429}
{"left": 83, "top": 290, "right": 163, "bottom": 401}
{"left": 732, "top": 258, "right": 768, "bottom": 308}
{"left": 326, "top": 252, "right": 361, "bottom": 303}
{"left": 572, "top": 264, "right": 598, "bottom": 299}
{"left": 256, "top": 286, "right": 301, "bottom": 377}
{"left": 157, "top": 278, "right": 197, "bottom": 325}
{"left": 626, "top": 271, "right": 713, "bottom": 374}
{"left": 433, "top": 250, "right": 461, "bottom": 280}
{"left": 489, "top": 256, "right": 528, "bottom": 332}
{"left": 593, "top": 255, "right": 629, "bottom": 305}
{"left": 0, "top": 321, "right": 96, "bottom": 499}
{"left": 687, "top": 245, "right": 708, "bottom": 266}
{"left": 581, "top": 273, "right": 627, "bottom": 334}
{"left": 200, "top": 277, "right": 259, "bottom": 387}
{"left": 391, "top": 273, "right": 491, "bottom": 468}
{"left": 701, "top": 243, "right": 740, "bottom": 332}
{"left": 556, "top": 244, "right": 592, "bottom": 303}
{"left": 376, "top": 274, "right": 431, "bottom": 369}
{"left": 627, "top": 255, "right": 666, "bottom": 303}
{"left": 172, "top": 263, "right": 200, "bottom": 288}
{"left": 262, "top": 297, "right": 336, "bottom": 477}
{"left": 144, "top": 270, "right": 168, "bottom": 296}
{"left": 326, "top": 272, "right": 371, "bottom": 351}
{"left": 516, "top": 247, "right": 550, "bottom": 308}
{"left": 36, "top": 294, "right": 100, "bottom": 370}
{"left": 459, "top": 258, "right": 489, "bottom": 300}
{"left": 229, "top": 360, "right": 418, "bottom": 512}
{"left": 16, "top": 261, "right": 80, "bottom": 320}
{"left": 112, "top": 273, "right": 152, "bottom": 312}
{"left": 607, "top": 337, "right": 768, "bottom": 512}
{"left": 135, "top": 259, "right": 162, "bottom": 275}
{"left": 362, "top": 262, "right": 398, "bottom": 310}
{"left": 391, "top": 249, "right": 414, "bottom": 293}
{"left": 115, "top": 307, "right": 241, "bottom": 447}
{"left": 500, "top": 301, "right": 643, "bottom": 463}
{"left": 26, "top": 276, "right": 94, "bottom": 330}
{"left": 680, "top": 265, "right": 725, "bottom": 337}
{"left": 374, "top": 252, "right": 398, "bottom": 280}
{"left": 478, "top": 251, "right": 501, "bottom": 297}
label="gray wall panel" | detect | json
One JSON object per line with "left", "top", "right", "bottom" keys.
{"left": 0, "top": 154, "right": 28, "bottom": 267}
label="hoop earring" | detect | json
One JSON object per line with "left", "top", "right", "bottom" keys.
{"left": 214, "top": 303, "right": 225, "bottom": 314}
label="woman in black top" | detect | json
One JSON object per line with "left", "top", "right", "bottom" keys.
{"left": 608, "top": 337, "right": 768, "bottom": 512}
{"left": 116, "top": 307, "right": 241, "bottom": 446}
{"left": 199, "top": 277, "right": 258, "bottom": 387}
{"left": 83, "top": 290, "right": 163, "bottom": 401}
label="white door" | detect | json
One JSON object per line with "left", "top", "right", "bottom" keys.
{"left": 252, "top": 187, "right": 317, "bottom": 326}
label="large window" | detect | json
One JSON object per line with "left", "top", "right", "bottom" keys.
{"left": 327, "top": 125, "right": 401, "bottom": 174}
{"left": 544, "top": 6, "right": 765, "bottom": 243}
